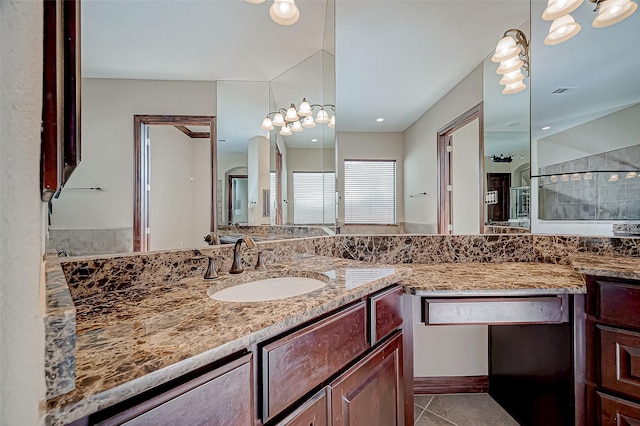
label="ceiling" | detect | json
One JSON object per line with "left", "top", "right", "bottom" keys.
{"left": 82, "top": 0, "right": 639, "bottom": 154}
{"left": 81, "top": 0, "right": 529, "bottom": 142}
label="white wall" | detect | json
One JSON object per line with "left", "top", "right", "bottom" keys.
{"left": 451, "top": 119, "right": 481, "bottom": 234}
{"left": 336, "top": 132, "right": 404, "bottom": 226}
{"left": 148, "top": 127, "right": 210, "bottom": 250}
{"left": 50, "top": 78, "right": 217, "bottom": 231}
{"left": 403, "top": 64, "right": 483, "bottom": 231}
{"left": 0, "top": 1, "right": 46, "bottom": 423}
{"left": 536, "top": 103, "right": 640, "bottom": 169}
{"left": 403, "top": 65, "right": 488, "bottom": 378}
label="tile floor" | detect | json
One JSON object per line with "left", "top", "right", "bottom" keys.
{"left": 414, "top": 394, "right": 519, "bottom": 426}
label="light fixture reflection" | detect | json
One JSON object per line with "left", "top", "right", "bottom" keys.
{"left": 626, "top": 171, "right": 638, "bottom": 179}
{"left": 542, "top": 0, "right": 584, "bottom": 20}
{"left": 496, "top": 57, "right": 524, "bottom": 74}
{"left": 259, "top": 98, "right": 335, "bottom": 136}
{"left": 609, "top": 173, "right": 619, "bottom": 182}
{"left": 261, "top": 117, "right": 274, "bottom": 130}
{"left": 502, "top": 81, "right": 527, "bottom": 94}
{"left": 272, "top": 113, "right": 285, "bottom": 127}
{"left": 279, "top": 125, "right": 292, "bottom": 136}
{"left": 545, "top": 14, "right": 582, "bottom": 44}
{"left": 593, "top": 0, "right": 638, "bottom": 27}
{"left": 316, "top": 109, "right": 330, "bottom": 124}
{"left": 499, "top": 69, "right": 525, "bottom": 85}
{"left": 269, "top": 0, "right": 300, "bottom": 25}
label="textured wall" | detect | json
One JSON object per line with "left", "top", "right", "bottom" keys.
{"left": 0, "top": 1, "right": 47, "bottom": 424}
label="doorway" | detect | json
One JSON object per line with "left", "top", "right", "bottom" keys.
{"left": 133, "top": 115, "right": 216, "bottom": 252}
{"left": 486, "top": 173, "right": 511, "bottom": 222}
{"left": 228, "top": 175, "right": 248, "bottom": 224}
{"left": 437, "top": 103, "right": 484, "bottom": 234}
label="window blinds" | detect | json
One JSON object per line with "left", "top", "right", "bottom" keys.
{"left": 344, "top": 160, "right": 396, "bottom": 224}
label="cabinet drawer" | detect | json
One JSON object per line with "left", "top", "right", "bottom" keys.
{"left": 598, "top": 391, "right": 640, "bottom": 425}
{"left": 275, "top": 388, "right": 328, "bottom": 426}
{"left": 424, "top": 296, "right": 568, "bottom": 325}
{"left": 261, "top": 301, "right": 368, "bottom": 421}
{"left": 94, "top": 354, "right": 253, "bottom": 426}
{"left": 599, "top": 325, "right": 640, "bottom": 399}
{"left": 597, "top": 281, "right": 640, "bottom": 328}
{"left": 370, "top": 286, "right": 403, "bottom": 345}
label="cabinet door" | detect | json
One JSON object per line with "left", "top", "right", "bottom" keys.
{"left": 94, "top": 354, "right": 253, "bottom": 426}
{"left": 276, "top": 388, "right": 328, "bottom": 426}
{"left": 598, "top": 392, "right": 640, "bottom": 425}
{"left": 330, "top": 332, "right": 403, "bottom": 426}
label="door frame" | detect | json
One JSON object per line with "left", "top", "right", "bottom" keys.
{"left": 437, "top": 102, "right": 484, "bottom": 234}
{"left": 133, "top": 114, "right": 216, "bottom": 252}
{"left": 227, "top": 174, "right": 248, "bottom": 225}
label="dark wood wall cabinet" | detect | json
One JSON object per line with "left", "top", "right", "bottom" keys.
{"left": 69, "top": 285, "right": 410, "bottom": 426}
{"left": 42, "top": 0, "right": 81, "bottom": 201}
{"left": 587, "top": 276, "right": 640, "bottom": 425}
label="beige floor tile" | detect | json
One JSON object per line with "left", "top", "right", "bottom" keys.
{"left": 415, "top": 410, "right": 457, "bottom": 426}
{"left": 426, "top": 394, "right": 518, "bottom": 426}
{"left": 414, "top": 395, "right": 434, "bottom": 409}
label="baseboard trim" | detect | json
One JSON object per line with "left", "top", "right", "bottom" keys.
{"left": 414, "top": 375, "right": 489, "bottom": 394}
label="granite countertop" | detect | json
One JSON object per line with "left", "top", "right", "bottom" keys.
{"left": 47, "top": 253, "right": 635, "bottom": 424}
{"left": 402, "top": 262, "right": 586, "bottom": 296}
{"left": 45, "top": 255, "right": 411, "bottom": 425}
{"left": 569, "top": 253, "right": 640, "bottom": 280}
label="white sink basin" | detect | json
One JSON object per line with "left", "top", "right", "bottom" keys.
{"left": 208, "top": 277, "right": 327, "bottom": 302}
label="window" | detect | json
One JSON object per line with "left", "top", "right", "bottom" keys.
{"left": 293, "top": 172, "right": 336, "bottom": 225}
{"left": 344, "top": 160, "right": 396, "bottom": 224}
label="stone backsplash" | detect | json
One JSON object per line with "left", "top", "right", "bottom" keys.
{"left": 46, "top": 232, "right": 640, "bottom": 399}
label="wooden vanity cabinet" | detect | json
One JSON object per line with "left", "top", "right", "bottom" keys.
{"left": 68, "top": 285, "right": 408, "bottom": 426}
{"left": 586, "top": 276, "right": 640, "bottom": 425}
{"left": 76, "top": 354, "right": 254, "bottom": 426}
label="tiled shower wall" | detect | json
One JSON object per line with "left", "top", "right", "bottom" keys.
{"left": 48, "top": 228, "right": 133, "bottom": 256}
{"left": 539, "top": 144, "right": 640, "bottom": 220}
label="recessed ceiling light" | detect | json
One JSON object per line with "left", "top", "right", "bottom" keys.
{"left": 311, "top": 138, "right": 318, "bottom": 142}
{"left": 376, "top": 118, "right": 384, "bottom": 122}
{"left": 541, "top": 126, "right": 551, "bottom": 130}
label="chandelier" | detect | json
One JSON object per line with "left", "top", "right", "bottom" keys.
{"left": 542, "top": 0, "right": 637, "bottom": 45}
{"left": 246, "top": 0, "right": 300, "bottom": 26}
{"left": 491, "top": 29, "right": 530, "bottom": 95}
{"left": 260, "top": 99, "right": 335, "bottom": 136}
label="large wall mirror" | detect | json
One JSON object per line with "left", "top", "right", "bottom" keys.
{"left": 530, "top": 0, "right": 640, "bottom": 236}
{"left": 48, "top": 0, "right": 335, "bottom": 255}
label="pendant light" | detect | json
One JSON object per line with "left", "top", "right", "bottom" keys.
{"left": 297, "top": 98, "right": 312, "bottom": 116}
{"left": 496, "top": 57, "right": 524, "bottom": 74}
{"left": 491, "top": 37, "right": 521, "bottom": 63}
{"left": 328, "top": 115, "right": 336, "bottom": 129}
{"left": 499, "top": 69, "right": 525, "bottom": 85}
{"left": 291, "top": 120, "right": 303, "bottom": 132}
{"left": 302, "top": 116, "right": 316, "bottom": 128}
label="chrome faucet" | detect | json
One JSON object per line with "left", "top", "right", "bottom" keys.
{"left": 229, "top": 236, "right": 256, "bottom": 274}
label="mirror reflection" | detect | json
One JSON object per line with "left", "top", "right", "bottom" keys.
{"left": 482, "top": 37, "right": 531, "bottom": 233}
{"left": 530, "top": 0, "right": 640, "bottom": 235}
